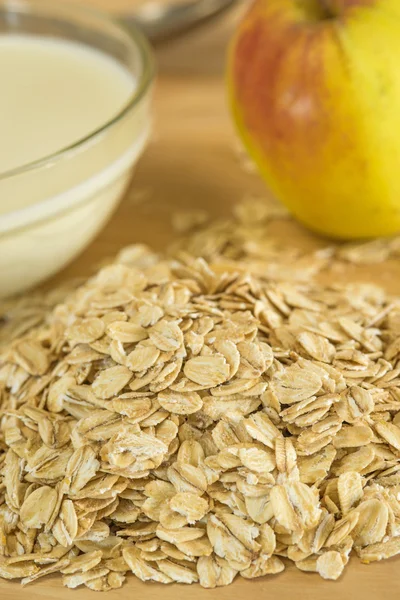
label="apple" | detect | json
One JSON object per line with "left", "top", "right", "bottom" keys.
{"left": 228, "top": 0, "right": 400, "bottom": 238}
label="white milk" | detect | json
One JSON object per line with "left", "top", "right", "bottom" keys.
{"left": 0, "top": 34, "right": 152, "bottom": 297}
{"left": 0, "top": 35, "right": 136, "bottom": 179}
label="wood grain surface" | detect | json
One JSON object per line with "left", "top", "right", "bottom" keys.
{"left": 1, "top": 1, "right": 400, "bottom": 598}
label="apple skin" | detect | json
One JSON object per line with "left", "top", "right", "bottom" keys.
{"left": 228, "top": 0, "right": 400, "bottom": 239}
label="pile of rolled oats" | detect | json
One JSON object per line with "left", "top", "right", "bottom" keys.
{"left": 1, "top": 204, "right": 400, "bottom": 591}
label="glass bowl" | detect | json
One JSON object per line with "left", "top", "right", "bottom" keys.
{"left": 0, "top": 0, "right": 154, "bottom": 298}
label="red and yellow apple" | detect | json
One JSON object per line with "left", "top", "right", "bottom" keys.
{"left": 228, "top": 0, "right": 400, "bottom": 238}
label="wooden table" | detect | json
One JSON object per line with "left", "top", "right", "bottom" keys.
{"left": 2, "top": 1, "right": 400, "bottom": 598}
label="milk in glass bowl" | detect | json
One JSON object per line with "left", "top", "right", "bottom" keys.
{"left": 0, "top": 0, "right": 154, "bottom": 298}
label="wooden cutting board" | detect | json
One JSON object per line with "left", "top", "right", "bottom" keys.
{"left": 2, "top": 1, "right": 400, "bottom": 598}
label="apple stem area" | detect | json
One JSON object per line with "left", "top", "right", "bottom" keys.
{"left": 297, "top": 0, "right": 338, "bottom": 20}
{"left": 319, "top": 0, "right": 338, "bottom": 18}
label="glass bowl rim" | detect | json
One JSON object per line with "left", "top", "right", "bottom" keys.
{"left": 0, "top": 0, "right": 155, "bottom": 182}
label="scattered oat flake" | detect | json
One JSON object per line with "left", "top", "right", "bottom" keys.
{"left": 66, "top": 318, "right": 105, "bottom": 344}
{"left": 184, "top": 355, "right": 230, "bottom": 387}
{"left": 92, "top": 365, "right": 132, "bottom": 399}
{"left": 316, "top": 551, "right": 344, "bottom": 580}
{"left": 158, "top": 390, "right": 203, "bottom": 415}
{"left": 149, "top": 320, "right": 183, "bottom": 351}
